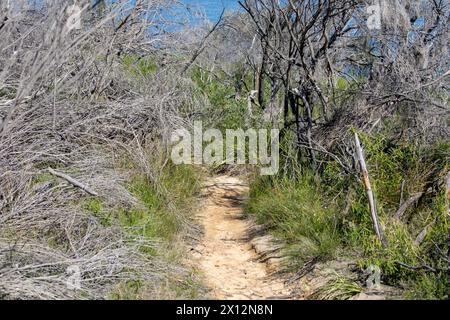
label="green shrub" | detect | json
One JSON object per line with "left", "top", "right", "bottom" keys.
{"left": 191, "top": 67, "right": 249, "bottom": 131}
{"left": 336, "top": 134, "right": 448, "bottom": 295}
{"left": 248, "top": 129, "right": 448, "bottom": 298}
{"left": 404, "top": 273, "right": 448, "bottom": 300}
{"left": 121, "top": 54, "right": 157, "bottom": 79}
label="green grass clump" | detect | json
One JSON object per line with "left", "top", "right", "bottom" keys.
{"left": 82, "top": 151, "right": 202, "bottom": 244}
{"left": 119, "top": 163, "right": 201, "bottom": 242}
{"left": 87, "top": 159, "right": 203, "bottom": 299}
{"left": 121, "top": 54, "right": 157, "bottom": 79}
{"left": 84, "top": 198, "right": 114, "bottom": 227}
{"left": 311, "top": 274, "right": 363, "bottom": 300}
{"left": 125, "top": 178, "right": 173, "bottom": 240}
{"left": 82, "top": 161, "right": 201, "bottom": 247}
{"left": 246, "top": 172, "right": 341, "bottom": 267}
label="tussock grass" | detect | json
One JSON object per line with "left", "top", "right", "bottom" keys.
{"left": 82, "top": 157, "right": 205, "bottom": 299}
{"left": 246, "top": 172, "right": 341, "bottom": 267}
{"left": 310, "top": 274, "right": 363, "bottom": 300}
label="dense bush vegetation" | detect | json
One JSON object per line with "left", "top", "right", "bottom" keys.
{"left": 0, "top": 0, "right": 448, "bottom": 300}
{"left": 187, "top": 0, "right": 449, "bottom": 299}
{"left": 0, "top": 0, "right": 207, "bottom": 299}
{"left": 246, "top": 135, "right": 448, "bottom": 299}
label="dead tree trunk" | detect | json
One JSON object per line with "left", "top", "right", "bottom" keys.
{"left": 301, "top": 90, "right": 316, "bottom": 165}
{"left": 354, "top": 133, "right": 386, "bottom": 246}
{"left": 247, "top": 90, "right": 257, "bottom": 119}
{"left": 256, "top": 56, "right": 266, "bottom": 109}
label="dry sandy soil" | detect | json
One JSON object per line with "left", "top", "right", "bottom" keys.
{"left": 192, "top": 175, "right": 296, "bottom": 300}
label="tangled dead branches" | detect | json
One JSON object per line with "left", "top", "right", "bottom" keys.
{"left": 0, "top": 0, "right": 204, "bottom": 299}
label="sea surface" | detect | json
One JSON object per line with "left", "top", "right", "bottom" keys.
{"left": 11, "top": 0, "right": 240, "bottom": 24}
{"left": 182, "top": 0, "right": 240, "bottom": 22}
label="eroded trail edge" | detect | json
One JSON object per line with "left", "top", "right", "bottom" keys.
{"left": 193, "top": 175, "right": 294, "bottom": 300}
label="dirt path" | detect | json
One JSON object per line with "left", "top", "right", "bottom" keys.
{"left": 192, "top": 175, "right": 293, "bottom": 300}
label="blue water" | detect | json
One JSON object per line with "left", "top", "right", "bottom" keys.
{"left": 22, "top": 0, "right": 239, "bottom": 24}
{"left": 182, "top": 0, "right": 240, "bottom": 22}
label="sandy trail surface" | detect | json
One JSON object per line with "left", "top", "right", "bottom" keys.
{"left": 193, "top": 175, "right": 293, "bottom": 300}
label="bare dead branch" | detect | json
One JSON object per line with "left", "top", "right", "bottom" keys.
{"left": 47, "top": 167, "right": 98, "bottom": 197}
